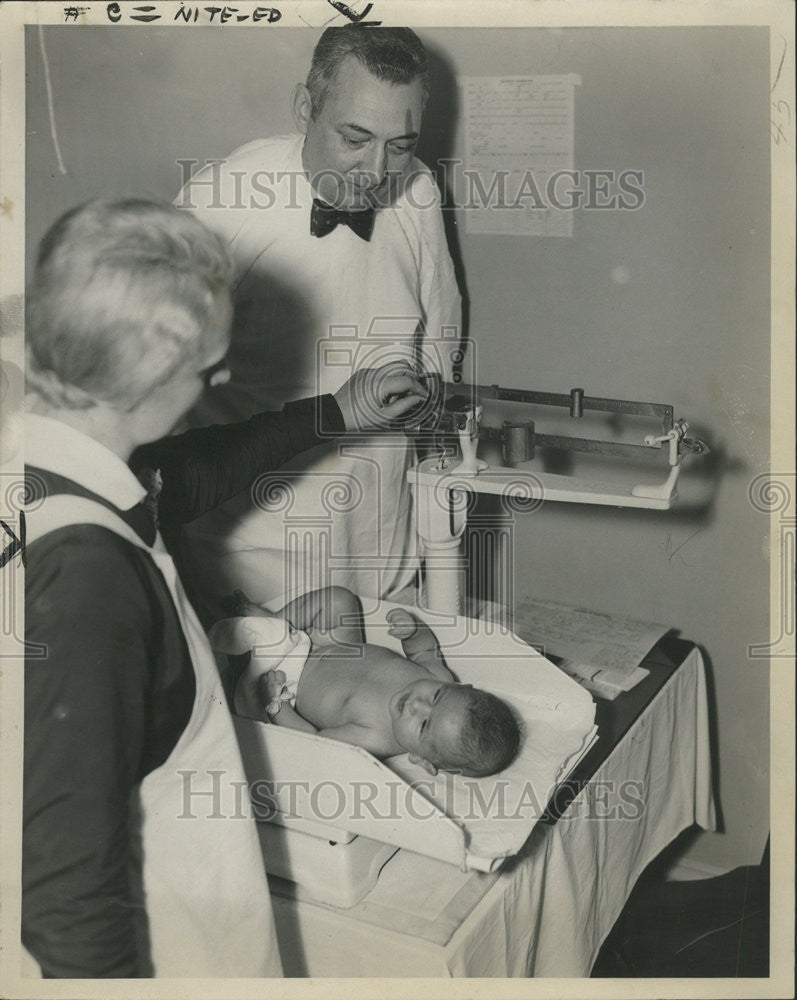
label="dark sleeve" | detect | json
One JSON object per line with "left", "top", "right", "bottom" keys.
{"left": 131, "top": 394, "right": 345, "bottom": 527}
{"left": 23, "top": 528, "right": 153, "bottom": 978}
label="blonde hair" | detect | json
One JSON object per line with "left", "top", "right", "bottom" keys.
{"left": 26, "top": 197, "right": 232, "bottom": 411}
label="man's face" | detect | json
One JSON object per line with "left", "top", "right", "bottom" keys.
{"left": 297, "top": 55, "right": 424, "bottom": 210}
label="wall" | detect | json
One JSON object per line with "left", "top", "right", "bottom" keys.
{"left": 25, "top": 24, "right": 771, "bottom": 873}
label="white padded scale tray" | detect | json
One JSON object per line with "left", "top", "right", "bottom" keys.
{"left": 231, "top": 601, "right": 597, "bottom": 877}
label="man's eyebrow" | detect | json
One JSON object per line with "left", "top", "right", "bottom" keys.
{"left": 339, "top": 123, "right": 419, "bottom": 140}
{"left": 339, "top": 123, "right": 372, "bottom": 136}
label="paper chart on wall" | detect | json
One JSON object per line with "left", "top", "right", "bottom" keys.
{"left": 459, "top": 74, "right": 580, "bottom": 237}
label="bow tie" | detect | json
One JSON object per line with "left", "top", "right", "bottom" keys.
{"left": 310, "top": 198, "right": 375, "bottom": 242}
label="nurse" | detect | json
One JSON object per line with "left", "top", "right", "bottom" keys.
{"left": 22, "top": 196, "right": 427, "bottom": 977}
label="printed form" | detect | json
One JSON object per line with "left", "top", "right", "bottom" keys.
{"left": 459, "top": 74, "right": 580, "bottom": 237}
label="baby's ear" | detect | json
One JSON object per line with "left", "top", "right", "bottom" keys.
{"left": 408, "top": 753, "right": 438, "bottom": 776}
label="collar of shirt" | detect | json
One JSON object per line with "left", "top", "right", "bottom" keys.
{"left": 25, "top": 413, "right": 146, "bottom": 512}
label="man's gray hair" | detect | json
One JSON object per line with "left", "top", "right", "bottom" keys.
{"left": 26, "top": 197, "right": 232, "bottom": 412}
{"left": 306, "top": 25, "right": 430, "bottom": 118}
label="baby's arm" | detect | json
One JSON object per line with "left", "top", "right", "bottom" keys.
{"left": 261, "top": 671, "right": 387, "bottom": 754}
{"left": 386, "top": 609, "right": 454, "bottom": 682}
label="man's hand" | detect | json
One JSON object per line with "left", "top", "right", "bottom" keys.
{"left": 386, "top": 607, "right": 419, "bottom": 640}
{"left": 333, "top": 364, "right": 429, "bottom": 431}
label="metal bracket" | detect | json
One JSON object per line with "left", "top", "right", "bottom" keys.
{"left": 405, "top": 380, "right": 712, "bottom": 613}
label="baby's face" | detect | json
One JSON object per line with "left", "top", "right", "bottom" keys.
{"left": 389, "top": 679, "right": 471, "bottom": 771}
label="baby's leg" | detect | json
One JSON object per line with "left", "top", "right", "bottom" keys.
{"left": 223, "top": 589, "right": 275, "bottom": 619}
{"left": 277, "top": 586, "right": 364, "bottom": 647}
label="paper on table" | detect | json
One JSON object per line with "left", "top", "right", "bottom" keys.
{"left": 513, "top": 599, "right": 670, "bottom": 698}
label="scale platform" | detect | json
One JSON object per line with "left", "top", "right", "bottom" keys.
{"left": 232, "top": 603, "right": 597, "bottom": 908}
{"left": 410, "top": 456, "right": 679, "bottom": 510}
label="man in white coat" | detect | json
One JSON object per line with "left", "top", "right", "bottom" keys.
{"left": 177, "top": 25, "right": 461, "bottom": 619}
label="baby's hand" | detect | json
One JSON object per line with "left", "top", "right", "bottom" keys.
{"left": 257, "top": 668, "right": 287, "bottom": 704}
{"left": 386, "top": 608, "right": 418, "bottom": 640}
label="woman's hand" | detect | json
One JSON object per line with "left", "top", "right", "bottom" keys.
{"left": 334, "top": 364, "right": 429, "bottom": 431}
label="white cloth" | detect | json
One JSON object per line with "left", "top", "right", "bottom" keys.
{"left": 176, "top": 134, "right": 461, "bottom": 610}
{"left": 25, "top": 418, "right": 283, "bottom": 978}
{"left": 267, "top": 647, "right": 716, "bottom": 977}
{"left": 26, "top": 412, "right": 146, "bottom": 509}
{"left": 208, "top": 615, "right": 312, "bottom": 702}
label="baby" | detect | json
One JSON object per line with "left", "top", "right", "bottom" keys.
{"left": 216, "top": 586, "right": 520, "bottom": 778}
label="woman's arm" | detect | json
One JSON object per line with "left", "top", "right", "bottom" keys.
{"left": 131, "top": 367, "right": 429, "bottom": 529}
{"left": 24, "top": 530, "right": 162, "bottom": 977}
{"left": 131, "top": 396, "right": 344, "bottom": 527}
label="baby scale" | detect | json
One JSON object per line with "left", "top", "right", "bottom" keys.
{"left": 233, "top": 379, "right": 710, "bottom": 907}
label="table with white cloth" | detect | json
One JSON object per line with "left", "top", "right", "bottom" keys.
{"left": 268, "top": 638, "right": 716, "bottom": 977}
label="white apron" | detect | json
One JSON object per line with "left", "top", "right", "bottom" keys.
{"left": 25, "top": 495, "right": 282, "bottom": 978}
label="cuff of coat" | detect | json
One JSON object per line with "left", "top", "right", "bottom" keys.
{"left": 283, "top": 394, "right": 346, "bottom": 452}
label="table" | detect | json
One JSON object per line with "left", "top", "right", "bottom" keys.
{"left": 268, "top": 638, "right": 716, "bottom": 977}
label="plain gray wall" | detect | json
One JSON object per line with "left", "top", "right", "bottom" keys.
{"left": 26, "top": 25, "right": 771, "bottom": 874}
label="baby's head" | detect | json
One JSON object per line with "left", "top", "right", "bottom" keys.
{"left": 454, "top": 687, "right": 521, "bottom": 777}
{"left": 390, "top": 679, "right": 520, "bottom": 777}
